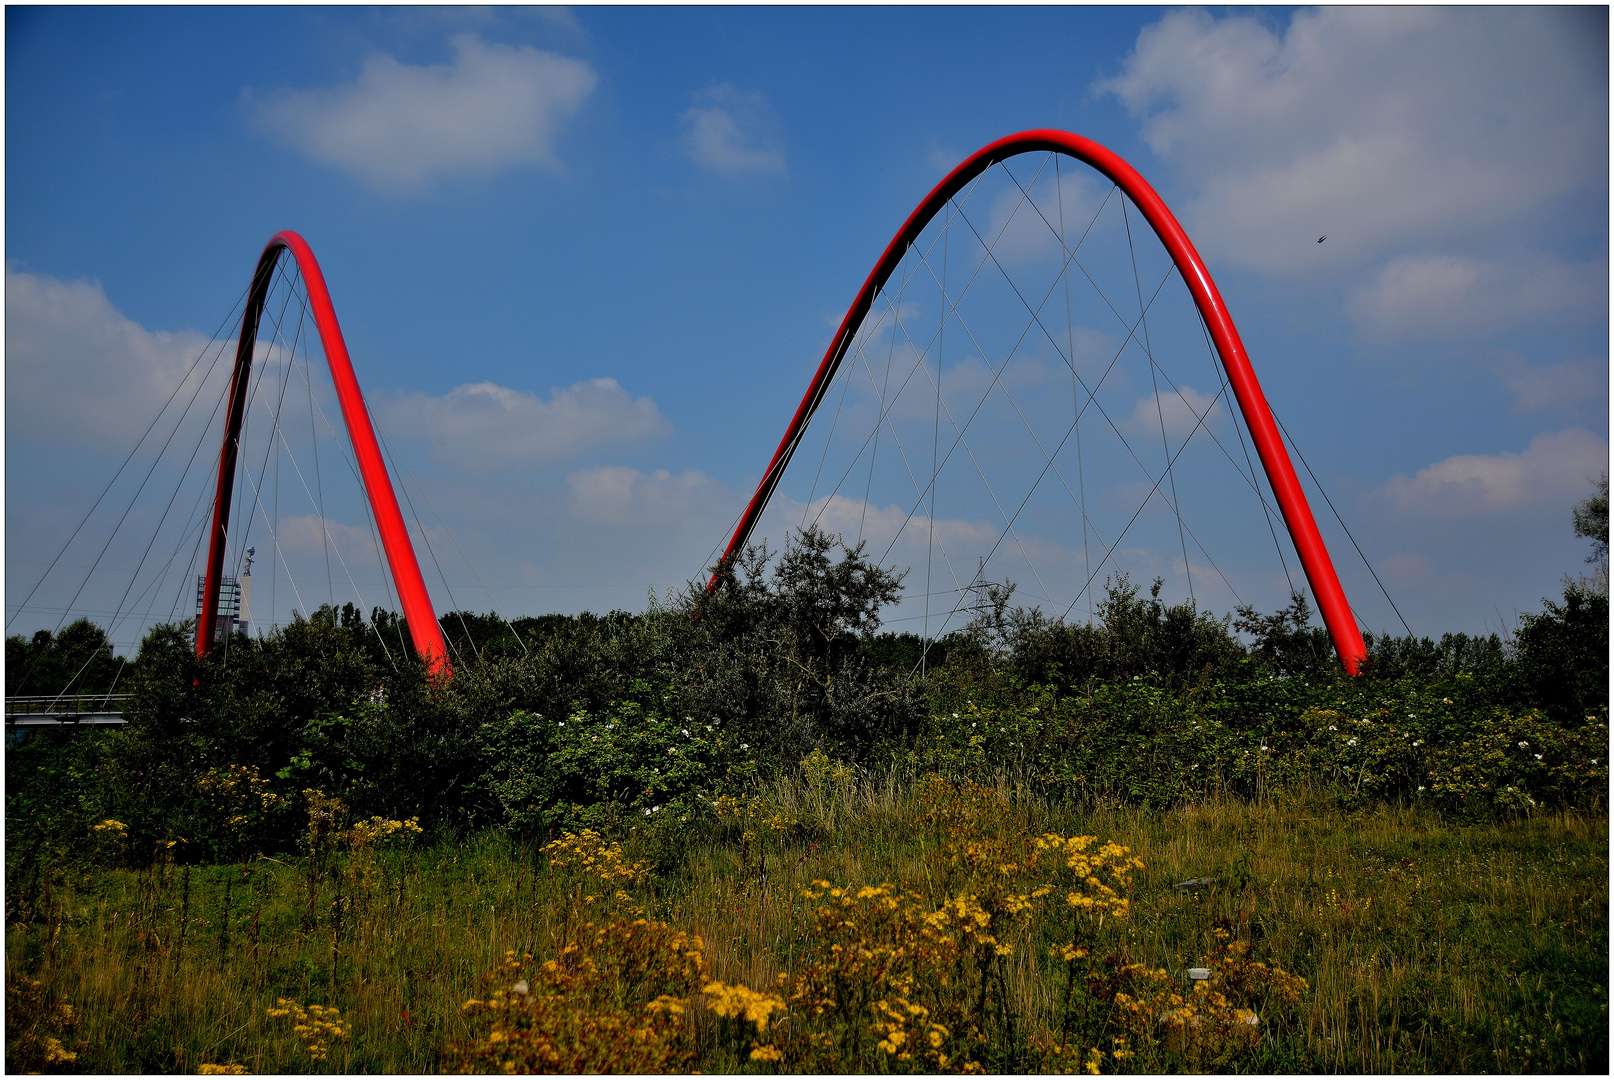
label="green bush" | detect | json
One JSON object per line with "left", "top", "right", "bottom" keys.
{"left": 476, "top": 700, "right": 755, "bottom": 838}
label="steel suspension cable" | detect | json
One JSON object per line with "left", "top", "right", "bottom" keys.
{"left": 6, "top": 284, "right": 251, "bottom": 632}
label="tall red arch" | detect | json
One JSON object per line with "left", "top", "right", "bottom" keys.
{"left": 196, "top": 230, "right": 450, "bottom": 677}
{"left": 717, "top": 130, "right": 1368, "bottom": 674}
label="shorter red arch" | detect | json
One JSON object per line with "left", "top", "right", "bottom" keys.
{"left": 197, "top": 231, "right": 450, "bottom": 677}
{"left": 715, "top": 130, "right": 1367, "bottom": 674}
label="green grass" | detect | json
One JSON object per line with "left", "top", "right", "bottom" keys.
{"left": 6, "top": 775, "right": 1607, "bottom": 1073}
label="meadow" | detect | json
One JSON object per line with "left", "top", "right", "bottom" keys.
{"left": 7, "top": 528, "right": 1609, "bottom": 1073}
{"left": 6, "top": 762, "right": 1607, "bottom": 1074}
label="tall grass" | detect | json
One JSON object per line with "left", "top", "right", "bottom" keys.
{"left": 6, "top": 766, "right": 1606, "bottom": 1073}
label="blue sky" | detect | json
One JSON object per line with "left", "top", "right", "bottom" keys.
{"left": 6, "top": 6, "right": 1608, "bottom": 653}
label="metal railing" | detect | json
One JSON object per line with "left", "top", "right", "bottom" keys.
{"left": 6, "top": 694, "right": 131, "bottom": 726}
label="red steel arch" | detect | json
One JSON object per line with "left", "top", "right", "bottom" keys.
{"left": 717, "top": 130, "right": 1368, "bottom": 674}
{"left": 196, "top": 231, "right": 450, "bottom": 677}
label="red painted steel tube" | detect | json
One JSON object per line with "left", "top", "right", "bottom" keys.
{"left": 714, "top": 130, "right": 1367, "bottom": 674}
{"left": 197, "top": 231, "right": 450, "bottom": 677}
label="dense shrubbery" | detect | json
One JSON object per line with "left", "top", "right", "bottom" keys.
{"left": 6, "top": 525, "right": 1608, "bottom": 883}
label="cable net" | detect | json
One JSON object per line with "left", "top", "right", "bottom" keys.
{"left": 737, "top": 153, "right": 1309, "bottom": 644}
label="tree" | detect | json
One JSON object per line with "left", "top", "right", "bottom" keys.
{"left": 1572, "top": 471, "right": 1608, "bottom": 584}
{"left": 5, "top": 619, "right": 125, "bottom": 697}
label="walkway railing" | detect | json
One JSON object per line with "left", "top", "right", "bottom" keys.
{"left": 6, "top": 694, "right": 130, "bottom": 727}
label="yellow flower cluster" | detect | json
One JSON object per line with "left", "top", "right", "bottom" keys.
{"left": 704, "top": 980, "right": 789, "bottom": 1061}
{"left": 704, "top": 980, "right": 787, "bottom": 1032}
{"left": 347, "top": 814, "right": 424, "bottom": 848}
{"left": 543, "top": 829, "right": 651, "bottom": 887}
{"left": 92, "top": 818, "right": 128, "bottom": 834}
{"left": 197, "top": 1064, "right": 250, "bottom": 1074}
{"left": 198, "top": 765, "right": 284, "bottom": 836}
{"left": 7, "top": 975, "right": 80, "bottom": 1070}
{"left": 39, "top": 1036, "right": 76, "bottom": 1065}
{"left": 780, "top": 879, "right": 1002, "bottom": 1071}
{"left": 712, "top": 793, "right": 799, "bottom": 837}
{"left": 265, "top": 998, "right": 350, "bottom": 1061}
{"left": 1033, "top": 833, "right": 1143, "bottom": 919}
{"left": 447, "top": 919, "right": 708, "bottom": 1074}
{"left": 871, "top": 995, "right": 952, "bottom": 1064}
{"left": 1102, "top": 936, "right": 1307, "bottom": 1064}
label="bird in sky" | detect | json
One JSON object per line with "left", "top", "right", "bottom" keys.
{"left": 1317, "top": 235, "right": 1327, "bottom": 243}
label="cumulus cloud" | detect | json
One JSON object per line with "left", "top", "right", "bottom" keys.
{"left": 1350, "top": 254, "right": 1608, "bottom": 339}
{"left": 4, "top": 266, "right": 231, "bottom": 448}
{"left": 272, "top": 513, "right": 380, "bottom": 561}
{"left": 1098, "top": 8, "right": 1608, "bottom": 273}
{"left": 567, "top": 465, "right": 722, "bottom": 525}
{"left": 680, "top": 84, "right": 785, "bottom": 175}
{"left": 781, "top": 492, "right": 999, "bottom": 557}
{"left": 251, "top": 34, "right": 596, "bottom": 193}
{"left": 978, "top": 170, "right": 1113, "bottom": 266}
{"left": 1375, "top": 428, "right": 1609, "bottom": 519}
{"left": 1485, "top": 355, "right": 1609, "bottom": 417}
{"left": 1118, "top": 385, "right": 1222, "bottom": 442}
{"left": 381, "top": 378, "right": 669, "bottom": 470}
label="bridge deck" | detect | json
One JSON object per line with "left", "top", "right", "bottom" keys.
{"left": 6, "top": 695, "right": 130, "bottom": 727}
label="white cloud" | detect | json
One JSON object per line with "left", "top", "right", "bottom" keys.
{"left": 1351, "top": 254, "right": 1608, "bottom": 340}
{"left": 4, "top": 266, "right": 230, "bottom": 448}
{"left": 784, "top": 492, "right": 999, "bottom": 558}
{"left": 1118, "top": 385, "right": 1222, "bottom": 442}
{"left": 381, "top": 378, "right": 669, "bottom": 471}
{"left": 680, "top": 84, "right": 785, "bottom": 175}
{"left": 567, "top": 466, "right": 723, "bottom": 525}
{"left": 272, "top": 513, "right": 379, "bottom": 561}
{"left": 1485, "top": 355, "right": 1609, "bottom": 416}
{"left": 926, "top": 141, "right": 964, "bottom": 174}
{"left": 252, "top": 34, "right": 596, "bottom": 193}
{"left": 1098, "top": 8, "right": 1608, "bottom": 273}
{"left": 979, "top": 171, "right": 1112, "bottom": 266}
{"left": 1375, "top": 428, "right": 1609, "bottom": 518}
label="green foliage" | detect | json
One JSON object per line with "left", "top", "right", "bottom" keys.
{"left": 5, "top": 779, "right": 1605, "bottom": 1074}
{"left": 1233, "top": 590, "right": 1337, "bottom": 680}
{"left": 1572, "top": 470, "right": 1609, "bottom": 564}
{"left": 1008, "top": 574, "right": 1247, "bottom": 690}
{"left": 476, "top": 701, "right": 753, "bottom": 838}
{"left": 909, "top": 661, "right": 1607, "bottom": 816}
{"left": 6, "top": 618, "right": 125, "bottom": 697}
{"left": 1507, "top": 583, "right": 1609, "bottom": 728}
{"left": 7, "top": 520, "right": 1609, "bottom": 877}
{"left": 1359, "top": 629, "right": 1506, "bottom": 680}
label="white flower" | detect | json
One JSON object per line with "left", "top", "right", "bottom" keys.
{"left": 1412, "top": 739, "right": 1422, "bottom": 747}
{"left": 1260, "top": 745, "right": 1270, "bottom": 752}
{"left": 1347, "top": 738, "right": 1358, "bottom": 746}
{"left": 953, "top": 713, "right": 960, "bottom": 719}
{"left": 682, "top": 729, "right": 689, "bottom": 737}
{"left": 643, "top": 807, "right": 653, "bottom": 816}
{"left": 740, "top": 743, "right": 749, "bottom": 750}
{"left": 1518, "top": 741, "right": 1529, "bottom": 748}
{"left": 1535, "top": 754, "right": 1543, "bottom": 760}
{"left": 1418, "top": 785, "right": 1426, "bottom": 791}
{"left": 1192, "top": 764, "right": 1199, "bottom": 770}
{"left": 557, "top": 721, "right": 565, "bottom": 728}
{"left": 1329, "top": 725, "right": 1338, "bottom": 731}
